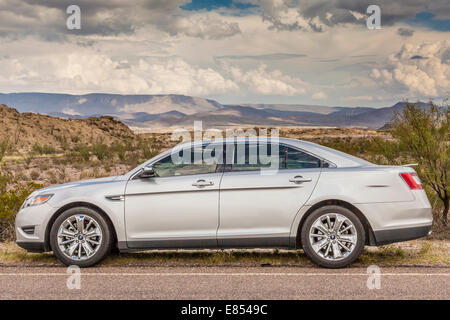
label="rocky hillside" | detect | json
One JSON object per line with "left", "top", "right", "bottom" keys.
{"left": 0, "top": 104, "right": 135, "bottom": 152}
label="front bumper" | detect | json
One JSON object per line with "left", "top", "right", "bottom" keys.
{"left": 373, "top": 224, "right": 432, "bottom": 245}
{"left": 15, "top": 202, "right": 56, "bottom": 252}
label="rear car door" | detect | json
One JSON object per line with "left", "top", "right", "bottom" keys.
{"left": 218, "top": 141, "right": 322, "bottom": 247}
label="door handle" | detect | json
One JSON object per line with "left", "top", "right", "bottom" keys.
{"left": 192, "top": 179, "right": 214, "bottom": 187}
{"left": 289, "top": 176, "right": 312, "bottom": 184}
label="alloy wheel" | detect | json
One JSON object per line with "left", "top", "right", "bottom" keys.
{"left": 308, "top": 213, "right": 357, "bottom": 261}
{"left": 57, "top": 214, "right": 103, "bottom": 261}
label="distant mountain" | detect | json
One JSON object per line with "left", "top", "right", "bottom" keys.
{"left": 241, "top": 103, "right": 340, "bottom": 114}
{"left": 0, "top": 93, "right": 222, "bottom": 116}
{"left": 0, "top": 92, "right": 430, "bottom": 131}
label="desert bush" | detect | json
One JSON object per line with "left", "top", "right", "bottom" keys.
{"left": 92, "top": 141, "right": 112, "bottom": 161}
{"left": 0, "top": 173, "right": 42, "bottom": 241}
{"left": 138, "top": 137, "right": 159, "bottom": 161}
{"left": 22, "top": 153, "right": 35, "bottom": 168}
{"left": 32, "top": 143, "right": 57, "bottom": 155}
{"left": 30, "top": 170, "right": 40, "bottom": 180}
{"left": 0, "top": 138, "right": 12, "bottom": 163}
{"left": 111, "top": 142, "right": 127, "bottom": 161}
{"left": 47, "top": 170, "right": 58, "bottom": 184}
{"left": 55, "top": 135, "right": 69, "bottom": 151}
{"left": 76, "top": 144, "right": 91, "bottom": 161}
{"left": 391, "top": 101, "right": 449, "bottom": 226}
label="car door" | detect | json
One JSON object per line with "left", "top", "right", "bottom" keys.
{"left": 218, "top": 141, "right": 322, "bottom": 248}
{"left": 124, "top": 142, "right": 224, "bottom": 249}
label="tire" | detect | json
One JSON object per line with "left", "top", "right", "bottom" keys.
{"left": 301, "top": 205, "right": 365, "bottom": 268}
{"left": 50, "top": 207, "right": 113, "bottom": 267}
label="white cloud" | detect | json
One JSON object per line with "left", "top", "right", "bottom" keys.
{"left": 370, "top": 41, "right": 450, "bottom": 97}
{"left": 225, "top": 64, "right": 307, "bottom": 96}
{"left": 166, "top": 13, "right": 241, "bottom": 40}
{"left": 0, "top": 49, "right": 239, "bottom": 96}
{"left": 0, "top": 0, "right": 241, "bottom": 40}
{"left": 259, "top": 0, "right": 323, "bottom": 31}
{"left": 344, "top": 95, "right": 374, "bottom": 101}
{"left": 138, "top": 58, "right": 239, "bottom": 95}
{"left": 312, "top": 91, "right": 327, "bottom": 99}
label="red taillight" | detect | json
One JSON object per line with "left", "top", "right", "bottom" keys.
{"left": 400, "top": 173, "right": 423, "bottom": 189}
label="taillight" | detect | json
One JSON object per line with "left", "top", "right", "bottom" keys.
{"left": 400, "top": 173, "right": 423, "bottom": 189}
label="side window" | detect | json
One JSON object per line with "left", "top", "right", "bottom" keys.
{"left": 230, "top": 143, "right": 321, "bottom": 171}
{"left": 152, "top": 144, "right": 222, "bottom": 177}
{"left": 284, "top": 146, "right": 321, "bottom": 169}
{"left": 231, "top": 143, "right": 282, "bottom": 171}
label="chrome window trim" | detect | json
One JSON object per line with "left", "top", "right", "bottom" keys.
{"left": 130, "top": 140, "right": 337, "bottom": 180}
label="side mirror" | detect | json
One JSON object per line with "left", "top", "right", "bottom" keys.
{"left": 140, "top": 165, "right": 155, "bottom": 178}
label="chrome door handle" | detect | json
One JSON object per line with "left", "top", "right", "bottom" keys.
{"left": 289, "top": 176, "right": 312, "bottom": 184}
{"left": 192, "top": 179, "right": 214, "bottom": 187}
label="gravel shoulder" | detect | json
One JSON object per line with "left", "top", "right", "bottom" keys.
{"left": 0, "top": 240, "right": 449, "bottom": 268}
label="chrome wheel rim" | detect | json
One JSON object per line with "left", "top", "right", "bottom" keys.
{"left": 309, "top": 213, "right": 357, "bottom": 261}
{"left": 57, "top": 214, "right": 103, "bottom": 261}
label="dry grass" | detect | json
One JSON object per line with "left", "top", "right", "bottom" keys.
{"left": 1, "top": 240, "right": 448, "bottom": 267}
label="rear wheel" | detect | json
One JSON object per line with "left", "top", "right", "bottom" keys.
{"left": 50, "top": 207, "right": 113, "bottom": 267}
{"left": 301, "top": 205, "right": 365, "bottom": 268}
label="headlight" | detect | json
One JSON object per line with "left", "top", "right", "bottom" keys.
{"left": 22, "top": 194, "right": 54, "bottom": 209}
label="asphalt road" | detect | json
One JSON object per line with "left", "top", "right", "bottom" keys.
{"left": 0, "top": 266, "right": 448, "bottom": 299}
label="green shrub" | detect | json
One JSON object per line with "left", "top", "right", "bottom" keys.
{"left": 32, "top": 143, "right": 57, "bottom": 155}
{"left": 92, "top": 140, "right": 112, "bottom": 161}
{"left": 0, "top": 138, "right": 12, "bottom": 163}
{"left": 138, "top": 137, "right": 159, "bottom": 161}
{"left": 112, "top": 142, "right": 127, "bottom": 161}
{"left": 76, "top": 144, "right": 91, "bottom": 161}
{"left": 0, "top": 173, "right": 42, "bottom": 241}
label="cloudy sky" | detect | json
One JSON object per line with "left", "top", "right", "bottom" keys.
{"left": 0, "top": 0, "right": 449, "bottom": 107}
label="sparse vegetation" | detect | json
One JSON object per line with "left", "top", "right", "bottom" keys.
{"left": 0, "top": 240, "right": 448, "bottom": 267}
{"left": 0, "top": 138, "right": 11, "bottom": 163}
{"left": 91, "top": 140, "right": 111, "bottom": 161}
{"left": 0, "top": 173, "right": 42, "bottom": 241}
{"left": 392, "top": 101, "right": 449, "bottom": 226}
{"left": 32, "top": 143, "right": 57, "bottom": 155}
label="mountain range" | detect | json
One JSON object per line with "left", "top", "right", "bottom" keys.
{"left": 0, "top": 93, "right": 429, "bottom": 131}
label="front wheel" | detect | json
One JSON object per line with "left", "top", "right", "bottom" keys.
{"left": 50, "top": 207, "right": 113, "bottom": 267}
{"left": 301, "top": 205, "right": 365, "bottom": 268}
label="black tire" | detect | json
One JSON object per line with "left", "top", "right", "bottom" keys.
{"left": 301, "top": 205, "right": 365, "bottom": 268}
{"left": 50, "top": 207, "right": 113, "bottom": 267}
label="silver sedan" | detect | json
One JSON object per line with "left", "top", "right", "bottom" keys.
{"left": 15, "top": 137, "right": 433, "bottom": 268}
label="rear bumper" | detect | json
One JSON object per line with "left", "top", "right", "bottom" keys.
{"left": 373, "top": 225, "right": 432, "bottom": 246}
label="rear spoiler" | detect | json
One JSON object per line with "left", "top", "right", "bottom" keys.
{"left": 402, "top": 163, "right": 419, "bottom": 167}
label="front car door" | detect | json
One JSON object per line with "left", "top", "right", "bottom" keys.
{"left": 124, "top": 142, "right": 224, "bottom": 249}
{"left": 218, "top": 141, "right": 322, "bottom": 248}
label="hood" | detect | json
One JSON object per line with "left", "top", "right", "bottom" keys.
{"left": 36, "top": 176, "right": 121, "bottom": 195}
